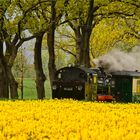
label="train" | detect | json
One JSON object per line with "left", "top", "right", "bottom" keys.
{"left": 52, "top": 66, "right": 140, "bottom": 102}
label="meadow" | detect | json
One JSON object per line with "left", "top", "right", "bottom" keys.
{"left": 17, "top": 78, "right": 52, "bottom": 99}
{"left": 0, "top": 99, "right": 140, "bottom": 140}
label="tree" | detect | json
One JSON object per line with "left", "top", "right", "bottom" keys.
{"left": 63, "top": 0, "right": 140, "bottom": 67}
{"left": 54, "top": 24, "right": 80, "bottom": 68}
{"left": 64, "top": 0, "right": 98, "bottom": 67}
{"left": 90, "top": 17, "right": 139, "bottom": 59}
{"left": 38, "top": 0, "right": 67, "bottom": 86}
{"left": 0, "top": 41, "right": 9, "bottom": 98}
{"left": 91, "top": 0, "right": 140, "bottom": 58}
{"left": 15, "top": 0, "right": 49, "bottom": 99}
{"left": 47, "top": 0, "right": 57, "bottom": 87}
{"left": 34, "top": 32, "right": 46, "bottom": 99}
{"left": 1, "top": 0, "right": 140, "bottom": 99}
{"left": 0, "top": 0, "right": 37, "bottom": 98}
{"left": 13, "top": 47, "right": 29, "bottom": 99}
{"left": 0, "top": 0, "right": 11, "bottom": 98}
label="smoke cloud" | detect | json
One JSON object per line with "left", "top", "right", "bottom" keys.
{"left": 93, "top": 46, "right": 140, "bottom": 72}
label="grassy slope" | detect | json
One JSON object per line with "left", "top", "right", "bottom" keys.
{"left": 18, "top": 78, "right": 52, "bottom": 99}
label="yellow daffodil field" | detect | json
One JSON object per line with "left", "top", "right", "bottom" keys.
{"left": 0, "top": 99, "right": 140, "bottom": 140}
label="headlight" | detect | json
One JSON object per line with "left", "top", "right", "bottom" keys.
{"left": 52, "top": 85, "right": 57, "bottom": 90}
{"left": 77, "top": 85, "right": 83, "bottom": 91}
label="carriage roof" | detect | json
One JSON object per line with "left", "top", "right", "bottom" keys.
{"left": 111, "top": 70, "right": 140, "bottom": 77}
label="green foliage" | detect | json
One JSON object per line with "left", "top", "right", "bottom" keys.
{"left": 94, "top": 0, "right": 110, "bottom": 6}
{"left": 2, "top": 0, "right": 140, "bottom": 80}
{"left": 90, "top": 17, "right": 139, "bottom": 58}
{"left": 96, "top": 1, "right": 136, "bottom": 15}
{"left": 0, "top": 0, "right": 4, "bottom": 3}
{"left": 0, "top": 0, "right": 11, "bottom": 8}
{"left": 64, "top": 0, "right": 91, "bottom": 24}
{"left": 90, "top": 0, "right": 140, "bottom": 60}
{"left": 0, "top": 0, "right": 11, "bottom": 21}
{"left": 1, "top": 0, "right": 23, "bottom": 35}
{"left": 55, "top": 24, "right": 76, "bottom": 68}
{"left": 13, "top": 48, "right": 28, "bottom": 78}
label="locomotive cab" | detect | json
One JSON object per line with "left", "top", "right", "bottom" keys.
{"left": 92, "top": 67, "right": 113, "bottom": 101}
{"left": 52, "top": 66, "right": 97, "bottom": 100}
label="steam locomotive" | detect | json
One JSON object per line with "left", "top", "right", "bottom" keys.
{"left": 52, "top": 66, "right": 140, "bottom": 102}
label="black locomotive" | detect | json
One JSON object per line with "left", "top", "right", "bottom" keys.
{"left": 52, "top": 66, "right": 140, "bottom": 102}
{"left": 52, "top": 66, "right": 112, "bottom": 101}
{"left": 52, "top": 66, "right": 97, "bottom": 100}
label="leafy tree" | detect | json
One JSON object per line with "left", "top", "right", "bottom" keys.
{"left": 15, "top": 0, "right": 66, "bottom": 97}
{"left": 90, "top": 17, "right": 139, "bottom": 59}
{"left": 90, "top": 0, "right": 140, "bottom": 59}
{"left": 0, "top": 0, "right": 39, "bottom": 98}
{"left": 15, "top": 0, "right": 49, "bottom": 99}
{"left": 63, "top": 0, "right": 140, "bottom": 67}
{"left": 64, "top": 0, "right": 95, "bottom": 67}
{"left": 36, "top": 0, "right": 68, "bottom": 87}
{"left": 0, "top": 0, "right": 11, "bottom": 98}
{"left": 13, "top": 48, "right": 28, "bottom": 78}
{"left": 1, "top": 0, "right": 140, "bottom": 99}
{"left": 13, "top": 47, "right": 29, "bottom": 99}
{"left": 55, "top": 24, "right": 76, "bottom": 67}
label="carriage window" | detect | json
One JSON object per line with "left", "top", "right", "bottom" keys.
{"left": 111, "top": 80, "right": 115, "bottom": 87}
{"left": 137, "top": 80, "right": 140, "bottom": 86}
{"left": 136, "top": 80, "right": 140, "bottom": 93}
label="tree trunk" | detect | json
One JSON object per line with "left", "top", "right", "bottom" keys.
{"left": 0, "top": 59, "right": 9, "bottom": 98}
{"left": 80, "top": 27, "right": 91, "bottom": 68}
{"left": 34, "top": 33, "right": 46, "bottom": 99}
{"left": 80, "top": 0, "right": 94, "bottom": 67}
{"left": 75, "top": 27, "right": 91, "bottom": 68}
{"left": 47, "top": 1, "right": 56, "bottom": 87}
{"left": 0, "top": 41, "right": 9, "bottom": 98}
{"left": 0, "top": 59, "right": 5, "bottom": 98}
{"left": 75, "top": 27, "right": 81, "bottom": 66}
{"left": 6, "top": 66, "right": 18, "bottom": 99}
{"left": 70, "top": 0, "right": 94, "bottom": 68}
{"left": 0, "top": 17, "right": 9, "bottom": 98}
{"left": 5, "top": 47, "right": 19, "bottom": 99}
{"left": 79, "top": 0, "right": 94, "bottom": 68}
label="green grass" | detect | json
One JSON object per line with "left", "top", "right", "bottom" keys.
{"left": 18, "top": 78, "right": 52, "bottom": 99}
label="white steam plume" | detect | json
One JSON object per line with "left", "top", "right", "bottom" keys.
{"left": 93, "top": 46, "right": 140, "bottom": 72}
